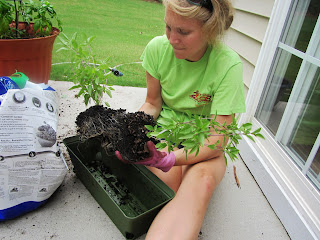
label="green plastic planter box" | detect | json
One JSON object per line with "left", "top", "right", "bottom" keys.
{"left": 63, "top": 136, "right": 175, "bottom": 239}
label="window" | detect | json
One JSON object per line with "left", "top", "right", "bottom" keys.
{"left": 238, "top": 0, "right": 320, "bottom": 238}
{"left": 256, "top": 0, "right": 320, "bottom": 190}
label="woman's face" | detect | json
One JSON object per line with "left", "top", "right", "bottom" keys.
{"left": 165, "top": 8, "right": 208, "bottom": 62}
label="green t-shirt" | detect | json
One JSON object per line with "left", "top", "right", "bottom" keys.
{"left": 140, "top": 35, "right": 246, "bottom": 117}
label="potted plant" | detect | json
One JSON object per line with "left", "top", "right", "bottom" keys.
{"left": 0, "top": 0, "right": 62, "bottom": 83}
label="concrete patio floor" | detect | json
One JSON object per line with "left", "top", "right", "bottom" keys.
{"left": 0, "top": 80, "right": 290, "bottom": 240}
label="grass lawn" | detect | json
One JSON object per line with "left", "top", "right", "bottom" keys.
{"left": 50, "top": 0, "right": 165, "bottom": 87}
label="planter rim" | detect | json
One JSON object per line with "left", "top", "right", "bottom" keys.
{"left": 0, "top": 22, "right": 60, "bottom": 42}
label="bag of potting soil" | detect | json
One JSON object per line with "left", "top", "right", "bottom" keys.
{"left": 0, "top": 73, "right": 68, "bottom": 221}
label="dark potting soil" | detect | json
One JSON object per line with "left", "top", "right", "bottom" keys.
{"left": 75, "top": 105, "right": 159, "bottom": 162}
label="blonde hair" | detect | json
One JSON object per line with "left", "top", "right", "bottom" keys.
{"left": 162, "top": 0, "right": 234, "bottom": 46}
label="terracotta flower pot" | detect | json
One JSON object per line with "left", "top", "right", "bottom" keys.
{"left": 0, "top": 23, "right": 60, "bottom": 84}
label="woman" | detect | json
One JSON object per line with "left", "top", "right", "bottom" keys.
{"left": 116, "top": 0, "right": 245, "bottom": 239}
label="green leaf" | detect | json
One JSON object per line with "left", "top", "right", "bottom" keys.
{"left": 145, "top": 125, "right": 154, "bottom": 131}
{"left": 252, "top": 128, "right": 262, "bottom": 135}
{"left": 228, "top": 146, "right": 239, "bottom": 154}
{"left": 242, "top": 123, "right": 252, "bottom": 131}
{"left": 155, "top": 142, "right": 167, "bottom": 150}
{"left": 71, "top": 38, "right": 78, "bottom": 49}
{"left": 157, "top": 118, "right": 175, "bottom": 126}
{"left": 106, "top": 88, "right": 112, "bottom": 98}
{"left": 255, "top": 133, "right": 265, "bottom": 139}
{"left": 234, "top": 134, "right": 242, "bottom": 140}
{"left": 224, "top": 155, "right": 228, "bottom": 165}
{"left": 208, "top": 140, "right": 220, "bottom": 149}
{"left": 56, "top": 46, "right": 70, "bottom": 53}
{"left": 94, "top": 91, "right": 98, "bottom": 101}
{"left": 222, "top": 136, "right": 226, "bottom": 147}
{"left": 195, "top": 147, "right": 200, "bottom": 156}
{"left": 182, "top": 140, "right": 196, "bottom": 149}
{"left": 179, "top": 133, "right": 194, "bottom": 140}
{"left": 157, "top": 130, "right": 169, "bottom": 139}
{"left": 87, "top": 35, "right": 96, "bottom": 44}
{"left": 208, "top": 144, "right": 217, "bottom": 150}
{"left": 71, "top": 32, "right": 78, "bottom": 43}
{"left": 246, "top": 135, "right": 255, "bottom": 142}
{"left": 84, "top": 94, "right": 90, "bottom": 105}
{"left": 33, "top": 20, "right": 40, "bottom": 32}
{"left": 149, "top": 132, "right": 160, "bottom": 137}
{"left": 198, "top": 133, "right": 205, "bottom": 146}
{"left": 203, "top": 120, "right": 211, "bottom": 129}
{"left": 189, "top": 145, "right": 198, "bottom": 155}
{"left": 194, "top": 116, "right": 202, "bottom": 128}
{"left": 170, "top": 110, "right": 177, "bottom": 119}
{"left": 69, "top": 85, "right": 81, "bottom": 90}
{"left": 88, "top": 85, "right": 93, "bottom": 95}
{"left": 210, "top": 121, "right": 220, "bottom": 129}
{"left": 78, "top": 88, "right": 84, "bottom": 96}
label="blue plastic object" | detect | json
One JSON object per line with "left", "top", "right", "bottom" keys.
{"left": 0, "top": 76, "right": 20, "bottom": 95}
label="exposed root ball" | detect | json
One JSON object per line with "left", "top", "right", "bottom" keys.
{"left": 75, "top": 105, "right": 159, "bottom": 162}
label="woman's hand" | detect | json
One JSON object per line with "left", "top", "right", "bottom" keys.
{"left": 115, "top": 141, "right": 176, "bottom": 172}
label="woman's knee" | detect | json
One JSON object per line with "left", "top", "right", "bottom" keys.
{"left": 196, "top": 167, "right": 218, "bottom": 195}
{"left": 191, "top": 157, "right": 227, "bottom": 194}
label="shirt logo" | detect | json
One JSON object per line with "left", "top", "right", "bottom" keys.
{"left": 189, "top": 90, "right": 212, "bottom": 106}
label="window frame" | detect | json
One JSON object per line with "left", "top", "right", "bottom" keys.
{"left": 238, "top": 0, "right": 320, "bottom": 238}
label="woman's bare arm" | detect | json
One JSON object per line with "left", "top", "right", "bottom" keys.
{"left": 139, "top": 71, "right": 163, "bottom": 119}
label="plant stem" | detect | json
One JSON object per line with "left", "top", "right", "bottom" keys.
{"left": 14, "top": 0, "right": 18, "bottom": 38}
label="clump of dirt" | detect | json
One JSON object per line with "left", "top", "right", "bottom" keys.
{"left": 75, "top": 105, "right": 159, "bottom": 162}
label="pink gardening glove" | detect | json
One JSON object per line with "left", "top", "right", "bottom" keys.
{"left": 115, "top": 141, "right": 176, "bottom": 172}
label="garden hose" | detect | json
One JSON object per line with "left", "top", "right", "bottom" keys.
{"left": 51, "top": 61, "right": 142, "bottom": 77}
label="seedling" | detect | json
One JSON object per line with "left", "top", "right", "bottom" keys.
{"left": 57, "top": 32, "right": 114, "bottom": 106}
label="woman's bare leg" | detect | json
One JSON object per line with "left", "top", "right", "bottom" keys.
{"left": 146, "top": 155, "right": 227, "bottom": 240}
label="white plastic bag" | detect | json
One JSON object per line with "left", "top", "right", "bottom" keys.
{"left": 0, "top": 79, "right": 68, "bottom": 221}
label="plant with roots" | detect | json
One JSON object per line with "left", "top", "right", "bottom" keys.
{"left": 146, "top": 110, "right": 264, "bottom": 163}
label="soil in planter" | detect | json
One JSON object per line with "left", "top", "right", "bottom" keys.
{"left": 87, "top": 159, "right": 148, "bottom": 217}
{"left": 75, "top": 105, "right": 159, "bottom": 162}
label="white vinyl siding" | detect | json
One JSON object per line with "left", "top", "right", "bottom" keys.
{"left": 232, "top": 0, "right": 274, "bottom": 18}
{"left": 225, "top": 28, "right": 261, "bottom": 66}
{"left": 231, "top": 10, "right": 269, "bottom": 42}
{"left": 225, "top": 0, "right": 275, "bottom": 93}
